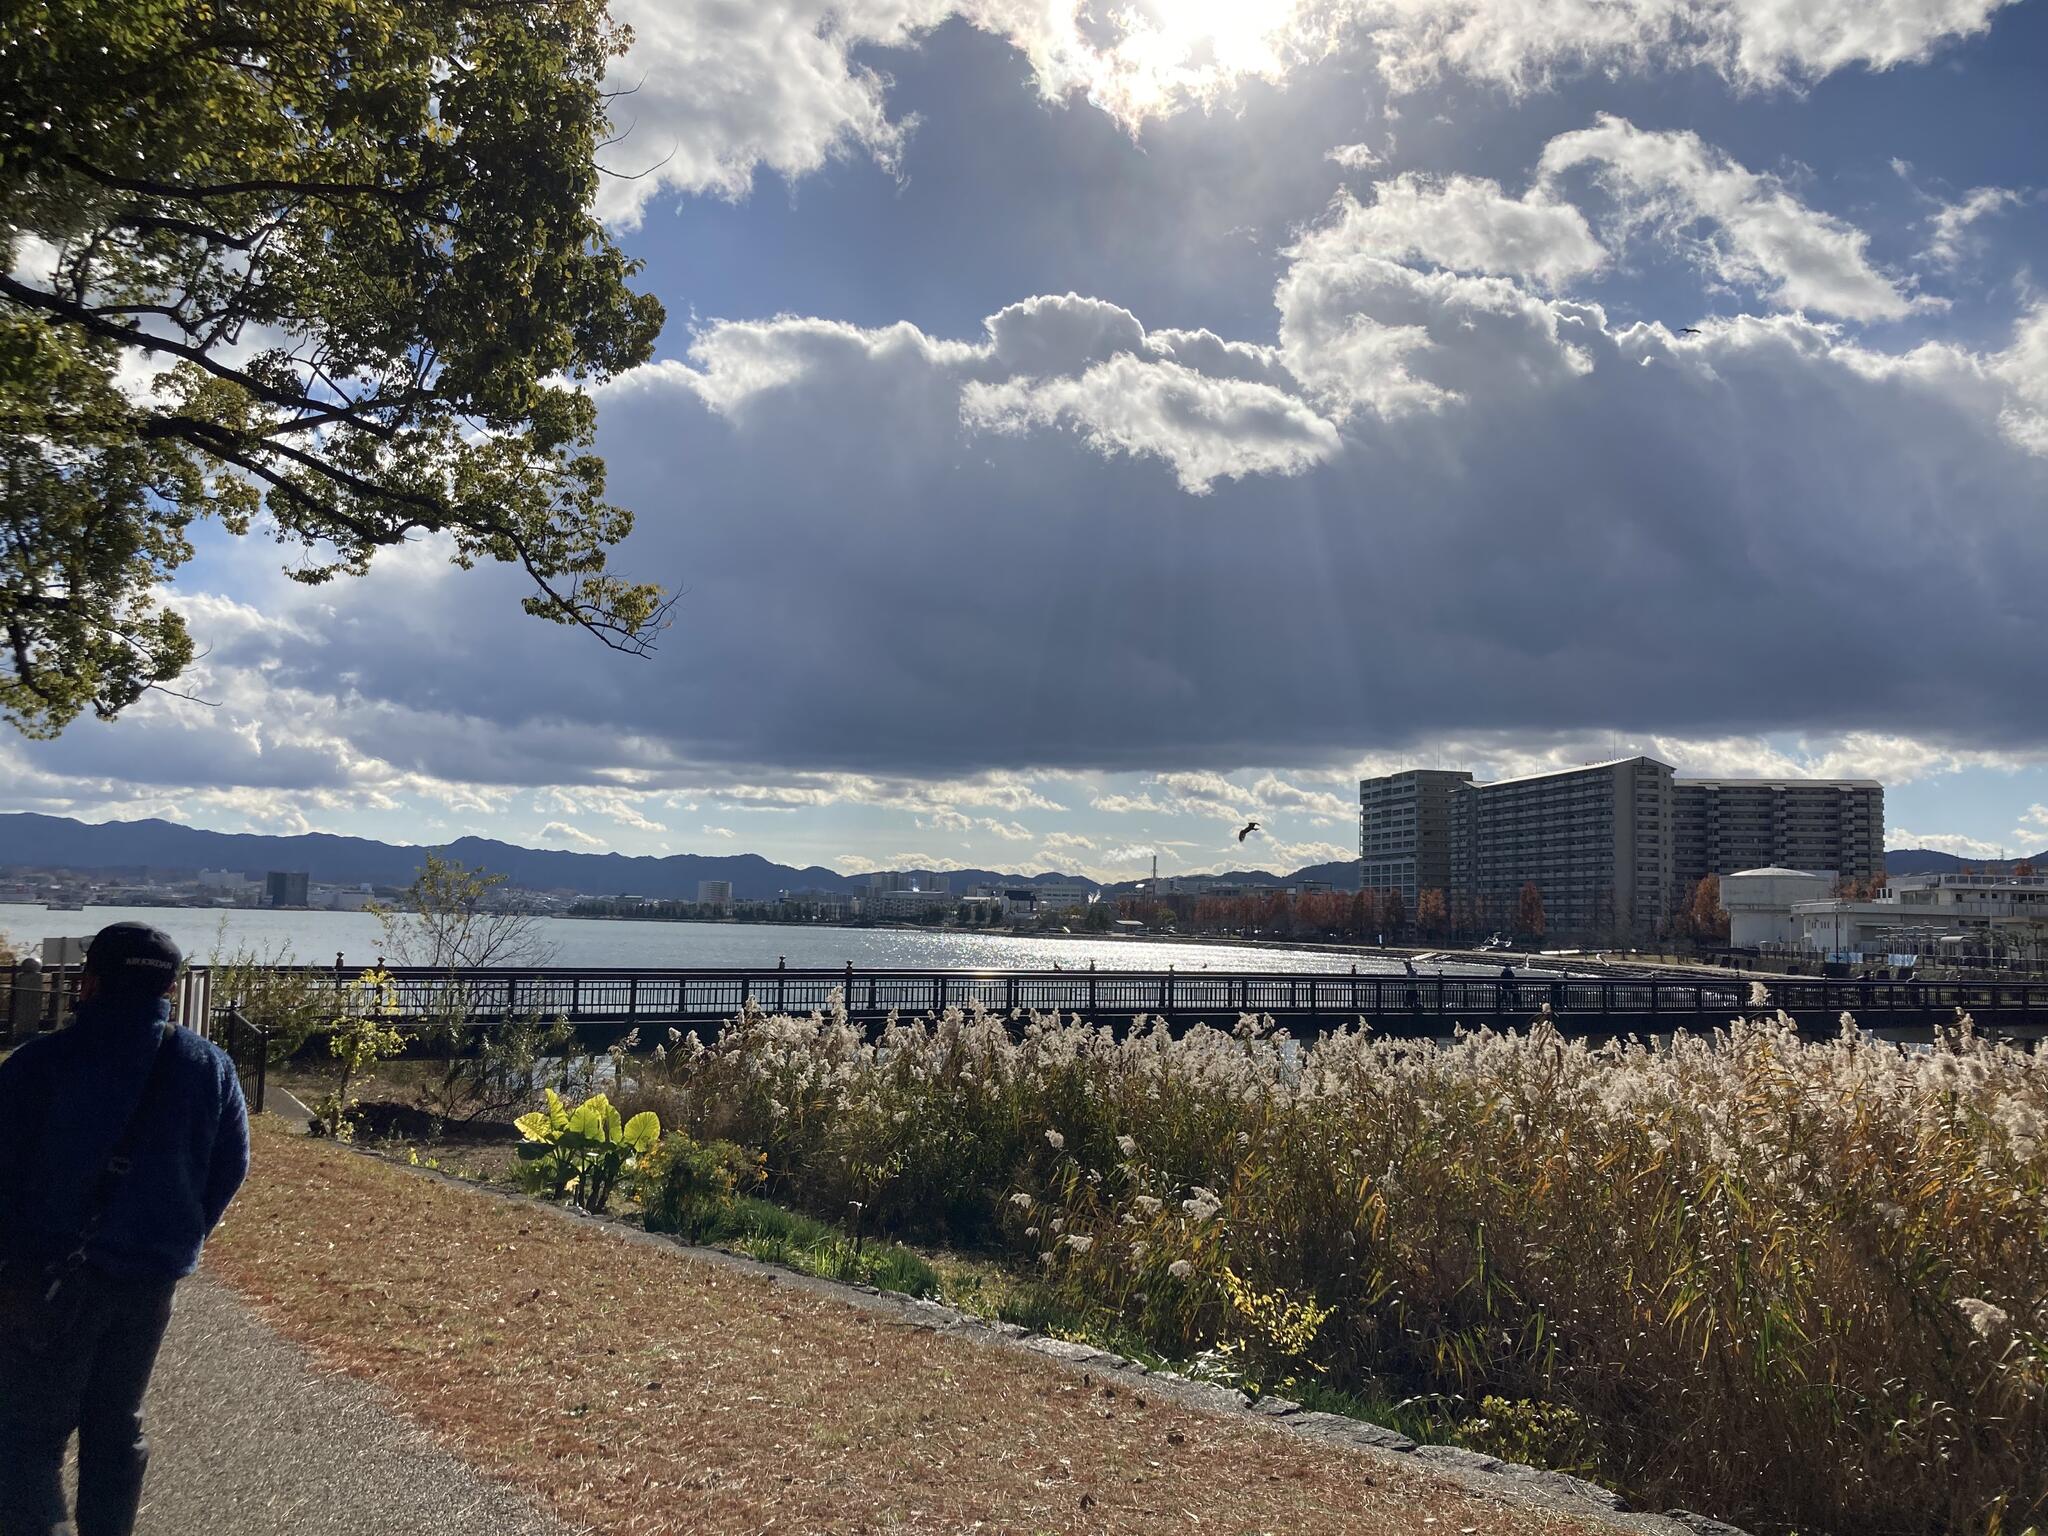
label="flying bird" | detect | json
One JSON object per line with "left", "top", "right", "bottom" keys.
{"left": 1679, "top": 326, "right": 1703, "bottom": 335}
{"left": 1237, "top": 820, "right": 1261, "bottom": 842}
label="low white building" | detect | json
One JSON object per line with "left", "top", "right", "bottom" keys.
{"left": 1791, "top": 873, "right": 2048, "bottom": 964}
{"left": 1029, "top": 882, "right": 1095, "bottom": 915}
{"left": 863, "top": 888, "right": 950, "bottom": 920}
{"left": 1721, "top": 867, "right": 1835, "bottom": 948}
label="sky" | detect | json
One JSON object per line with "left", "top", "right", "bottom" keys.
{"left": 8, "top": 0, "right": 2048, "bottom": 881}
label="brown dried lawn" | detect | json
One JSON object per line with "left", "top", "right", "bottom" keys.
{"left": 207, "top": 1123, "right": 1607, "bottom": 1536}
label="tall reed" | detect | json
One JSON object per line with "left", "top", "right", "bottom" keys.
{"left": 626, "top": 997, "right": 2047, "bottom": 1534}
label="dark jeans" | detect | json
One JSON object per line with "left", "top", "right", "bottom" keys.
{"left": 0, "top": 1266, "right": 177, "bottom": 1536}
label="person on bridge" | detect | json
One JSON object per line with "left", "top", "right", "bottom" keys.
{"left": 0, "top": 922, "right": 250, "bottom": 1536}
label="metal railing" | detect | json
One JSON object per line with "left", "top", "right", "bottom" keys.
{"left": 204, "top": 964, "right": 2048, "bottom": 1030}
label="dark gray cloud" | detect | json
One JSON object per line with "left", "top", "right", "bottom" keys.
{"left": 40, "top": 280, "right": 2037, "bottom": 797}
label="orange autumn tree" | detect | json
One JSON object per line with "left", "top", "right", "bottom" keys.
{"left": 1515, "top": 882, "right": 1546, "bottom": 939}
{"left": 1686, "top": 874, "right": 1730, "bottom": 943}
{"left": 1416, "top": 888, "right": 1449, "bottom": 941}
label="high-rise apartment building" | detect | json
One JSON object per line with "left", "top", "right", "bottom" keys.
{"left": 1671, "top": 779, "right": 1883, "bottom": 893}
{"left": 1359, "top": 769, "right": 1472, "bottom": 908}
{"left": 264, "top": 870, "right": 310, "bottom": 909}
{"left": 1445, "top": 757, "right": 1676, "bottom": 938}
{"left": 1364, "top": 757, "right": 1887, "bottom": 940}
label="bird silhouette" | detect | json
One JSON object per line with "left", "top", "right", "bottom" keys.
{"left": 1237, "top": 820, "right": 1261, "bottom": 842}
{"left": 1679, "top": 326, "right": 1703, "bottom": 335}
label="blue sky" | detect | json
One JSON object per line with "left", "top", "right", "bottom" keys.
{"left": 7, "top": 0, "right": 2048, "bottom": 878}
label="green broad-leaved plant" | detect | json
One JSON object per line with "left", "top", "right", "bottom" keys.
{"left": 514, "top": 1089, "right": 659, "bottom": 1213}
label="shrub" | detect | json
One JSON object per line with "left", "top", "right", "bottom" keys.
{"left": 513, "top": 1090, "right": 660, "bottom": 1213}
{"left": 308, "top": 969, "right": 406, "bottom": 1140}
{"left": 640, "top": 1134, "right": 764, "bottom": 1238}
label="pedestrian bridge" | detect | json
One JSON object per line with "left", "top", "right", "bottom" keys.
{"left": 9, "top": 962, "right": 2043, "bottom": 1058}
{"left": 217, "top": 965, "right": 2048, "bottom": 1048}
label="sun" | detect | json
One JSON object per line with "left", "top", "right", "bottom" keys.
{"left": 1010, "top": 0, "right": 1341, "bottom": 127}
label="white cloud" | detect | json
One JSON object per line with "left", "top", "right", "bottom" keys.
{"left": 1277, "top": 243, "right": 1598, "bottom": 418}
{"left": 1313, "top": 176, "right": 1606, "bottom": 287}
{"left": 597, "top": 1, "right": 1358, "bottom": 224}
{"left": 1249, "top": 774, "right": 1354, "bottom": 818}
{"left": 1888, "top": 827, "right": 2008, "bottom": 859}
{"left": 702, "top": 825, "right": 736, "bottom": 839}
{"left": 592, "top": 3, "right": 2018, "bottom": 227}
{"left": 1326, "top": 142, "right": 1383, "bottom": 170}
{"left": 1540, "top": 116, "right": 1921, "bottom": 321}
{"left": 1995, "top": 304, "right": 2048, "bottom": 455}
{"left": 1151, "top": 772, "right": 1250, "bottom": 814}
{"left": 980, "top": 818, "right": 1036, "bottom": 842}
{"left": 539, "top": 820, "right": 607, "bottom": 849}
{"left": 1361, "top": 0, "right": 2017, "bottom": 93}
{"left": 1092, "top": 792, "right": 1170, "bottom": 815}
{"left": 1041, "top": 831, "right": 1097, "bottom": 851}
{"left": 963, "top": 352, "right": 1340, "bottom": 493}
{"left": 1925, "top": 186, "right": 2023, "bottom": 268}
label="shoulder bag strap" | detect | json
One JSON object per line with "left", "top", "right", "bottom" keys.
{"left": 63, "top": 1023, "right": 176, "bottom": 1265}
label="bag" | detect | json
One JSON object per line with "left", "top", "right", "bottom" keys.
{"left": 0, "top": 1024, "right": 173, "bottom": 1351}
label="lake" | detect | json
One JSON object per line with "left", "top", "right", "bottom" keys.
{"left": 1, "top": 903, "right": 1471, "bottom": 975}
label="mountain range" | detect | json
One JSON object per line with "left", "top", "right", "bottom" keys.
{"left": 0, "top": 813, "right": 1346, "bottom": 901}
{"left": 3, "top": 815, "right": 2033, "bottom": 901}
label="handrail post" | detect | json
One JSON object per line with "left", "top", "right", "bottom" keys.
{"left": 628, "top": 976, "right": 638, "bottom": 1023}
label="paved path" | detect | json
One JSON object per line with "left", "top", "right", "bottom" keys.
{"left": 127, "top": 1272, "right": 568, "bottom": 1536}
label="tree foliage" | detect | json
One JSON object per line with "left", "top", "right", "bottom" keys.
{"left": 1683, "top": 874, "right": 1729, "bottom": 944}
{"left": 1, "top": 0, "right": 667, "bottom": 735}
{"left": 372, "top": 850, "right": 554, "bottom": 970}
{"left": 1515, "top": 880, "right": 1546, "bottom": 939}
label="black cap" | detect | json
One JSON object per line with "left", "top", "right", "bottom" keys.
{"left": 84, "top": 922, "right": 184, "bottom": 995}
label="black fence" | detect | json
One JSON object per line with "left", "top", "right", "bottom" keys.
{"left": 203, "top": 964, "right": 2048, "bottom": 1034}
{"left": 10, "top": 964, "right": 2046, "bottom": 1080}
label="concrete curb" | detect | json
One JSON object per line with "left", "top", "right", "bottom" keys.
{"left": 329, "top": 1140, "right": 1753, "bottom": 1536}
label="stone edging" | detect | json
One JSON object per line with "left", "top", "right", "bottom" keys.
{"left": 308, "top": 1127, "right": 1752, "bottom": 1536}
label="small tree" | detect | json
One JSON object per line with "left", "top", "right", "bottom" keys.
{"left": 2014, "top": 859, "right": 2036, "bottom": 878}
{"left": 1416, "top": 888, "right": 1449, "bottom": 941}
{"left": 311, "top": 969, "right": 406, "bottom": 1140}
{"left": 374, "top": 853, "right": 567, "bottom": 1123}
{"left": 1516, "top": 882, "right": 1547, "bottom": 940}
{"left": 1379, "top": 886, "right": 1407, "bottom": 939}
{"left": 1686, "top": 875, "right": 1729, "bottom": 944}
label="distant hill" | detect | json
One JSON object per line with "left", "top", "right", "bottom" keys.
{"left": 1884, "top": 847, "right": 2047, "bottom": 876}
{"left": 0, "top": 812, "right": 1353, "bottom": 902}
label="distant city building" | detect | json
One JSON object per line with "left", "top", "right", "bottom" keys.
{"left": 863, "top": 888, "right": 951, "bottom": 920}
{"left": 868, "top": 872, "right": 949, "bottom": 896}
{"left": 1359, "top": 769, "right": 1472, "bottom": 908}
{"left": 1446, "top": 757, "right": 1676, "bottom": 939}
{"left": 697, "top": 880, "right": 733, "bottom": 913}
{"left": 264, "top": 870, "right": 310, "bottom": 908}
{"left": 1720, "top": 867, "right": 1835, "bottom": 948}
{"left": 1788, "top": 872, "right": 2048, "bottom": 961}
{"left": 196, "top": 869, "right": 255, "bottom": 894}
{"left": 1673, "top": 779, "right": 1883, "bottom": 895}
{"left": 1030, "top": 882, "right": 1094, "bottom": 914}
{"left": 1367, "top": 760, "right": 1888, "bottom": 941}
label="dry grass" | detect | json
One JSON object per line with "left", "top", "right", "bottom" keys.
{"left": 208, "top": 1122, "right": 1605, "bottom": 1536}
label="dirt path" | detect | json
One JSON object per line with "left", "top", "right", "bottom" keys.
{"left": 196, "top": 1125, "right": 1633, "bottom": 1536}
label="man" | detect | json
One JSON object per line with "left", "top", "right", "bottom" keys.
{"left": 0, "top": 923, "right": 250, "bottom": 1536}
